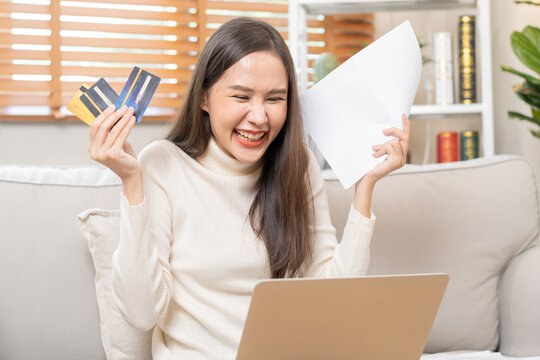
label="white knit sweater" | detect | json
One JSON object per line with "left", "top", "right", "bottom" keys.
{"left": 112, "top": 137, "right": 376, "bottom": 359}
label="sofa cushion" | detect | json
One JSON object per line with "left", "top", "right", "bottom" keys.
{"left": 325, "top": 155, "right": 539, "bottom": 353}
{"left": 0, "top": 165, "right": 121, "bottom": 360}
{"left": 78, "top": 208, "right": 152, "bottom": 360}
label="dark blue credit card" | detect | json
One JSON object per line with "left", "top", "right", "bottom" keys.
{"left": 115, "top": 67, "right": 161, "bottom": 123}
{"left": 80, "top": 78, "right": 119, "bottom": 117}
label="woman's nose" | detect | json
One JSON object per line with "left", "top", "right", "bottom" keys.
{"left": 247, "top": 102, "right": 268, "bottom": 125}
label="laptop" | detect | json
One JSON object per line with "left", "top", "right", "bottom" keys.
{"left": 236, "top": 273, "right": 449, "bottom": 360}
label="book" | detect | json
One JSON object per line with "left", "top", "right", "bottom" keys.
{"left": 434, "top": 32, "right": 455, "bottom": 105}
{"left": 437, "top": 131, "right": 458, "bottom": 163}
{"left": 460, "top": 130, "right": 479, "bottom": 160}
{"left": 458, "top": 15, "right": 476, "bottom": 104}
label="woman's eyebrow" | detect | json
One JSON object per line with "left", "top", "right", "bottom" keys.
{"left": 268, "top": 88, "right": 288, "bottom": 95}
{"left": 227, "top": 85, "right": 287, "bottom": 95}
{"left": 228, "top": 85, "right": 253, "bottom": 92}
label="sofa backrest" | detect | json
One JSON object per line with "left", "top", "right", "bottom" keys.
{"left": 325, "top": 155, "right": 540, "bottom": 356}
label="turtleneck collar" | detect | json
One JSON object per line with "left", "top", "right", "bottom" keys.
{"left": 196, "top": 136, "right": 263, "bottom": 176}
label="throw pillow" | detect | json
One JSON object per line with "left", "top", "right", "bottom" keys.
{"left": 78, "top": 208, "right": 153, "bottom": 360}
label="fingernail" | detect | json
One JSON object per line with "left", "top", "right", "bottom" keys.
{"left": 121, "top": 105, "right": 127, "bottom": 110}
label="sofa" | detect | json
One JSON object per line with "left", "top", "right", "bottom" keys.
{"left": 1, "top": 154, "right": 539, "bottom": 359}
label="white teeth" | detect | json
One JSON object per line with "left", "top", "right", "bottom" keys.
{"left": 235, "top": 130, "right": 265, "bottom": 142}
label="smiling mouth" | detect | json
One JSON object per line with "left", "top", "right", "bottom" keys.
{"left": 234, "top": 129, "right": 266, "bottom": 143}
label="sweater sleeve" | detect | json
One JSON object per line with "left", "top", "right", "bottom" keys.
{"left": 300, "top": 148, "right": 376, "bottom": 278}
{"left": 111, "top": 141, "right": 175, "bottom": 331}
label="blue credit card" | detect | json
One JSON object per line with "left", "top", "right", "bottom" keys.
{"left": 115, "top": 67, "right": 161, "bottom": 123}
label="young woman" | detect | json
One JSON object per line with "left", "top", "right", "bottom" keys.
{"left": 88, "top": 17, "right": 409, "bottom": 360}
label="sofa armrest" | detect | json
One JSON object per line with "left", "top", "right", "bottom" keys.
{"left": 499, "top": 245, "right": 540, "bottom": 357}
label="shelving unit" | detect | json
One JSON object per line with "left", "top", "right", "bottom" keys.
{"left": 289, "top": 0, "right": 495, "bottom": 162}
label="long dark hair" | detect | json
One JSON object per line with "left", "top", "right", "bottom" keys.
{"left": 165, "top": 17, "right": 313, "bottom": 278}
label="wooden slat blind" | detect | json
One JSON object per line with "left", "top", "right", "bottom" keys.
{"left": 0, "top": 1, "right": 51, "bottom": 113}
{"left": 0, "top": 0, "right": 374, "bottom": 122}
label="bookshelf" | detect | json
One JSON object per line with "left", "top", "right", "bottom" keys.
{"left": 288, "top": 0, "right": 495, "bottom": 164}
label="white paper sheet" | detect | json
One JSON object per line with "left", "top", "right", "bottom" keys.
{"left": 300, "top": 20, "right": 422, "bottom": 189}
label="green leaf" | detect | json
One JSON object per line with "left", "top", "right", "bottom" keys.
{"left": 530, "top": 129, "right": 540, "bottom": 138}
{"left": 523, "top": 80, "right": 540, "bottom": 94}
{"left": 511, "top": 31, "right": 540, "bottom": 75}
{"left": 514, "top": 82, "right": 540, "bottom": 110}
{"left": 516, "top": 81, "right": 540, "bottom": 100}
{"left": 515, "top": 90, "right": 540, "bottom": 111}
{"left": 501, "top": 65, "right": 540, "bottom": 91}
{"left": 526, "top": 79, "right": 540, "bottom": 93}
{"left": 509, "top": 111, "right": 540, "bottom": 127}
{"left": 523, "top": 26, "right": 540, "bottom": 53}
{"left": 515, "top": 0, "right": 540, "bottom": 5}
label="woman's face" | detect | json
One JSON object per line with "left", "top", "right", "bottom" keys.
{"left": 201, "top": 51, "right": 288, "bottom": 164}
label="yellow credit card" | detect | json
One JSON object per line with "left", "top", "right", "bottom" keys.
{"left": 68, "top": 93, "right": 94, "bottom": 125}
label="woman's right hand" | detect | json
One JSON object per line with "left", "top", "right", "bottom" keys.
{"left": 88, "top": 105, "right": 141, "bottom": 181}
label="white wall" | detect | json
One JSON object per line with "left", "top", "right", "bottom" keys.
{"left": 1, "top": 1, "right": 540, "bottom": 186}
{"left": 0, "top": 121, "right": 170, "bottom": 166}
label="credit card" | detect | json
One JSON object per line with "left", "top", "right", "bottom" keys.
{"left": 79, "top": 84, "right": 90, "bottom": 92}
{"left": 80, "top": 78, "right": 119, "bottom": 117}
{"left": 67, "top": 87, "right": 95, "bottom": 125}
{"left": 115, "top": 67, "right": 160, "bottom": 122}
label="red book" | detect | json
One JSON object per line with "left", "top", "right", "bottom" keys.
{"left": 437, "top": 132, "right": 459, "bottom": 163}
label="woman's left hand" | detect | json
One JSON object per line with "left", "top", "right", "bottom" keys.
{"left": 352, "top": 114, "right": 410, "bottom": 217}
{"left": 363, "top": 113, "right": 410, "bottom": 184}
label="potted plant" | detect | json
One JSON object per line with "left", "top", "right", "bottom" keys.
{"left": 501, "top": 1, "right": 540, "bottom": 138}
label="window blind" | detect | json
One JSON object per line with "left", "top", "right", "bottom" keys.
{"left": 0, "top": 0, "right": 374, "bottom": 122}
